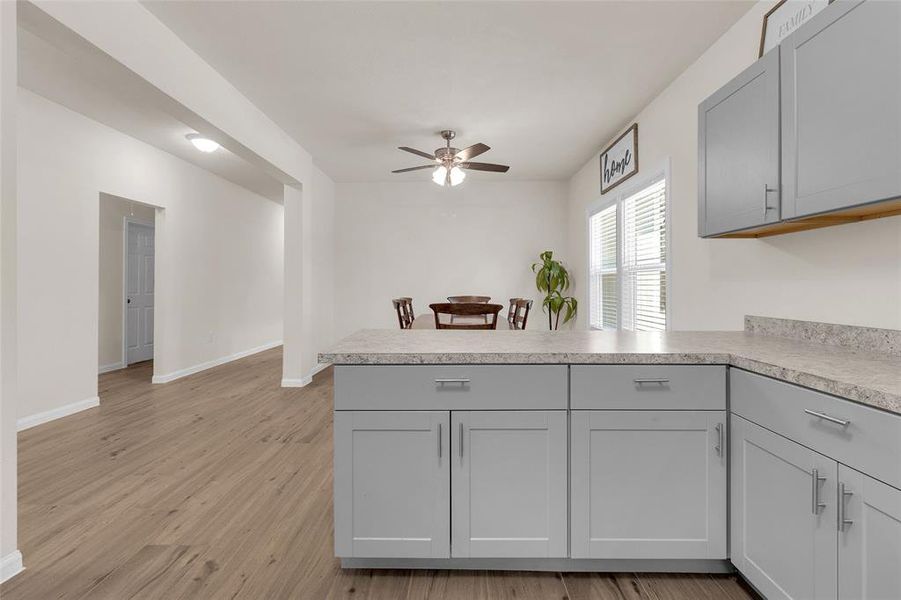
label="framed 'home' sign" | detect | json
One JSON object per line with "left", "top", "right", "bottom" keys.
{"left": 600, "top": 123, "right": 638, "bottom": 194}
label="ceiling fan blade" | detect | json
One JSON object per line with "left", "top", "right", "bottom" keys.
{"left": 398, "top": 146, "right": 436, "bottom": 161}
{"left": 459, "top": 161, "right": 510, "bottom": 173}
{"left": 391, "top": 165, "right": 435, "bottom": 173}
{"left": 454, "top": 143, "right": 490, "bottom": 162}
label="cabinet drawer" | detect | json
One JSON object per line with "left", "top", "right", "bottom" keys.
{"left": 570, "top": 365, "right": 726, "bottom": 410}
{"left": 731, "top": 369, "right": 901, "bottom": 490}
{"left": 334, "top": 365, "right": 567, "bottom": 411}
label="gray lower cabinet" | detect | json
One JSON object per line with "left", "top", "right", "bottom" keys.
{"left": 571, "top": 410, "right": 727, "bottom": 559}
{"left": 333, "top": 410, "right": 450, "bottom": 558}
{"left": 838, "top": 465, "right": 901, "bottom": 600}
{"left": 698, "top": 47, "right": 780, "bottom": 237}
{"left": 781, "top": 0, "right": 901, "bottom": 219}
{"left": 451, "top": 410, "right": 567, "bottom": 558}
{"left": 730, "top": 414, "right": 838, "bottom": 600}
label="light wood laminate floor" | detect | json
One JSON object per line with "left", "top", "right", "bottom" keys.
{"left": 2, "top": 348, "right": 759, "bottom": 599}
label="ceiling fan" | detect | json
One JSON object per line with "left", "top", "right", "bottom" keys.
{"left": 392, "top": 130, "right": 510, "bottom": 187}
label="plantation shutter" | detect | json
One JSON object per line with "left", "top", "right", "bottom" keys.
{"left": 621, "top": 178, "right": 667, "bottom": 331}
{"left": 589, "top": 205, "right": 618, "bottom": 329}
{"left": 588, "top": 176, "right": 667, "bottom": 332}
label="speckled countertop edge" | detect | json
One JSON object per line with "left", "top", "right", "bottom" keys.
{"left": 319, "top": 329, "right": 901, "bottom": 416}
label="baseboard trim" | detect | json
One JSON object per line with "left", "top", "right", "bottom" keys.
{"left": 98, "top": 361, "right": 124, "bottom": 374}
{"left": 281, "top": 362, "right": 329, "bottom": 388}
{"left": 17, "top": 396, "right": 100, "bottom": 431}
{"left": 151, "top": 340, "right": 282, "bottom": 384}
{"left": 0, "top": 551, "right": 24, "bottom": 583}
{"left": 281, "top": 376, "right": 312, "bottom": 388}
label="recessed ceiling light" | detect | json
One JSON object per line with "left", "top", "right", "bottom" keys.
{"left": 186, "top": 133, "right": 220, "bottom": 153}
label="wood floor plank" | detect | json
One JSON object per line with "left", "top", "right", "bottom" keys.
{"left": 1, "top": 349, "right": 758, "bottom": 599}
{"left": 563, "top": 572, "right": 655, "bottom": 600}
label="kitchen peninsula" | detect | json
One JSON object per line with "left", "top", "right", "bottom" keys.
{"left": 319, "top": 317, "right": 901, "bottom": 598}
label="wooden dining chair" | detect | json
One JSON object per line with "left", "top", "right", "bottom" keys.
{"left": 429, "top": 303, "right": 504, "bottom": 330}
{"left": 507, "top": 298, "right": 533, "bottom": 330}
{"left": 447, "top": 295, "right": 491, "bottom": 303}
{"left": 391, "top": 297, "right": 414, "bottom": 329}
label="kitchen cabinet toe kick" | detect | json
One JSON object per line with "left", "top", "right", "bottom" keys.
{"left": 340, "top": 557, "right": 735, "bottom": 573}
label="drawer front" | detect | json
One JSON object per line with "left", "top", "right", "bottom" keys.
{"left": 334, "top": 365, "right": 567, "bottom": 411}
{"left": 570, "top": 365, "right": 726, "bottom": 410}
{"left": 731, "top": 369, "right": 901, "bottom": 490}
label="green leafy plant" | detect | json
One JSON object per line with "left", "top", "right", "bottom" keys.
{"left": 531, "top": 250, "right": 578, "bottom": 330}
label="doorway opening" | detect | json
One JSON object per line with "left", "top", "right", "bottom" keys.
{"left": 98, "top": 193, "right": 158, "bottom": 381}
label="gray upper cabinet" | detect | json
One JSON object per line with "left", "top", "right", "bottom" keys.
{"left": 698, "top": 48, "right": 780, "bottom": 237}
{"left": 781, "top": 0, "right": 901, "bottom": 219}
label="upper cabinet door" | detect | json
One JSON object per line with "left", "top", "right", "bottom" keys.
{"left": 698, "top": 48, "right": 780, "bottom": 237}
{"left": 451, "top": 410, "right": 567, "bottom": 558}
{"left": 781, "top": 0, "right": 901, "bottom": 219}
{"left": 731, "top": 415, "right": 837, "bottom": 600}
{"left": 838, "top": 464, "right": 901, "bottom": 600}
{"left": 334, "top": 410, "right": 450, "bottom": 558}
{"left": 570, "top": 410, "right": 727, "bottom": 559}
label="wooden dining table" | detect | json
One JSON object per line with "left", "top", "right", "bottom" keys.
{"left": 410, "top": 313, "right": 515, "bottom": 330}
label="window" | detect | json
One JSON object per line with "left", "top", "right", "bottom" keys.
{"left": 589, "top": 176, "right": 667, "bottom": 331}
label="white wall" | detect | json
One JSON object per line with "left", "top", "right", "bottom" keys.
{"left": 0, "top": 0, "right": 20, "bottom": 580}
{"left": 17, "top": 88, "right": 284, "bottom": 421}
{"left": 334, "top": 180, "right": 568, "bottom": 340}
{"left": 567, "top": 1, "right": 901, "bottom": 331}
{"left": 98, "top": 194, "right": 156, "bottom": 371}
{"left": 312, "top": 168, "right": 336, "bottom": 358}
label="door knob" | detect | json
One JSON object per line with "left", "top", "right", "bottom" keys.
{"left": 127, "top": 298, "right": 132, "bottom": 304}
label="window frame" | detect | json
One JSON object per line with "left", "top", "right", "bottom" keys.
{"left": 585, "top": 159, "right": 672, "bottom": 331}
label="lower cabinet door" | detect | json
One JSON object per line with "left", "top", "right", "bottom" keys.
{"left": 731, "top": 415, "right": 837, "bottom": 600}
{"left": 838, "top": 464, "right": 901, "bottom": 600}
{"left": 451, "top": 410, "right": 567, "bottom": 558}
{"left": 570, "top": 410, "right": 727, "bottom": 559}
{"left": 333, "top": 410, "right": 450, "bottom": 558}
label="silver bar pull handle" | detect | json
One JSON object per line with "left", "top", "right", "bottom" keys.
{"left": 458, "top": 422, "right": 464, "bottom": 458}
{"left": 811, "top": 468, "right": 827, "bottom": 514}
{"left": 764, "top": 184, "right": 777, "bottom": 217}
{"left": 437, "top": 423, "right": 442, "bottom": 458}
{"left": 839, "top": 483, "right": 854, "bottom": 531}
{"left": 805, "top": 409, "right": 851, "bottom": 427}
{"left": 634, "top": 378, "right": 670, "bottom": 385}
{"left": 715, "top": 423, "right": 723, "bottom": 456}
{"left": 435, "top": 378, "right": 471, "bottom": 385}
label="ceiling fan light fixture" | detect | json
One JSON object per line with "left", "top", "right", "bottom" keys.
{"left": 395, "top": 131, "right": 508, "bottom": 184}
{"left": 449, "top": 166, "right": 466, "bottom": 186}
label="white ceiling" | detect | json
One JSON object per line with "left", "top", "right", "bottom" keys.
{"left": 17, "top": 5, "right": 286, "bottom": 202}
{"left": 143, "top": 0, "right": 753, "bottom": 183}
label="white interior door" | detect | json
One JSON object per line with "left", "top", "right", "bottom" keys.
{"left": 125, "top": 220, "right": 154, "bottom": 365}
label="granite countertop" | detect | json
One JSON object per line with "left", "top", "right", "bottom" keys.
{"left": 319, "top": 326, "right": 901, "bottom": 416}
